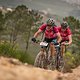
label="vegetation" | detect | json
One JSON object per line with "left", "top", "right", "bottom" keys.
{"left": 63, "top": 16, "right": 80, "bottom": 52}
{"left": 0, "top": 41, "right": 34, "bottom": 64}
{"left": 0, "top": 5, "right": 80, "bottom": 71}
{"left": 0, "top": 5, "right": 43, "bottom": 64}
{"left": 63, "top": 16, "right": 80, "bottom": 71}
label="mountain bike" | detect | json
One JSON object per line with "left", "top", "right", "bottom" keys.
{"left": 34, "top": 41, "right": 65, "bottom": 71}
{"left": 54, "top": 44, "right": 65, "bottom": 72}
{"left": 34, "top": 41, "right": 50, "bottom": 69}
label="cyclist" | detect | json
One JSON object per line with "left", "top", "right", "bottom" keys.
{"left": 31, "top": 18, "right": 62, "bottom": 60}
{"left": 57, "top": 21, "right": 72, "bottom": 57}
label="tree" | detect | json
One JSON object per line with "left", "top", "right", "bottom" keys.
{"left": 63, "top": 16, "right": 80, "bottom": 53}
{"left": 0, "top": 11, "right": 5, "bottom": 41}
{"left": 4, "top": 5, "right": 43, "bottom": 51}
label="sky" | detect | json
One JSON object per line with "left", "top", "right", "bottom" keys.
{"left": 0, "top": 0, "right": 80, "bottom": 18}
{"left": 62, "top": 0, "right": 80, "bottom": 5}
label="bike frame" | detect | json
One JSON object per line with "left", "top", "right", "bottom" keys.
{"left": 34, "top": 41, "right": 50, "bottom": 69}
{"left": 55, "top": 44, "right": 61, "bottom": 69}
{"left": 55, "top": 44, "right": 65, "bottom": 72}
{"left": 34, "top": 41, "right": 64, "bottom": 71}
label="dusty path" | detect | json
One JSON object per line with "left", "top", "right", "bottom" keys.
{"left": 0, "top": 57, "right": 80, "bottom": 80}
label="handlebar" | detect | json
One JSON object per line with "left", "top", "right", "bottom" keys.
{"left": 54, "top": 44, "right": 60, "bottom": 48}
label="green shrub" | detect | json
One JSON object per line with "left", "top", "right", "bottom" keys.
{"left": 73, "top": 53, "right": 80, "bottom": 67}
{"left": 64, "top": 52, "right": 76, "bottom": 68}
{"left": 64, "top": 52, "right": 76, "bottom": 72}
{"left": 0, "top": 42, "right": 34, "bottom": 64}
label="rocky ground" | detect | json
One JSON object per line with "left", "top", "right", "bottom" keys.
{"left": 0, "top": 56, "right": 80, "bottom": 80}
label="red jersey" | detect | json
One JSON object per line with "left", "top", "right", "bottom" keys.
{"left": 39, "top": 24, "right": 59, "bottom": 39}
{"left": 57, "top": 26, "right": 72, "bottom": 41}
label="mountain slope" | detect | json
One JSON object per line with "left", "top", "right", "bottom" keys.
{"left": 0, "top": 0, "right": 78, "bottom": 17}
{"left": 0, "top": 56, "right": 80, "bottom": 80}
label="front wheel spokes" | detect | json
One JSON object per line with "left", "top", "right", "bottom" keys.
{"left": 39, "top": 53, "right": 46, "bottom": 68}
{"left": 55, "top": 47, "right": 64, "bottom": 71}
{"left": 56, "top": 55, "right": 59, "bottom": 69}
{"left": 58, "top": 56, "right": 65, "bottom": 72}
{"left": 34, "top": 52, "right": 44, "bottom": 68}
{"left": 49, "top": 58, "right": 55, "bottom": 70}
{"left": 39, "top": 55, "right": 45, "bottom": 68}
{"left": 34, "top": 51, "right": 48, "bottom": 69}
{"left": 54, "top": 47, "right": 59, "bottom": 70}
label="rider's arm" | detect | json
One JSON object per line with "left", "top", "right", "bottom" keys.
{"left": 56, "top": 32, "right": 62, "bottom": 43}
{"left": 34, "top": 24, "right": 47, "bottom": 38}
{"left": 54, "top": 27, "right": 62, "bottom": 43}
{"left": 66, "top": 35, "right": 72, "bottom": 45}
{"left": 66, "top": 28, "right": 72, "bottom": 45}
{"left": 33, "top": 29, "right": 42, "bottom": 38}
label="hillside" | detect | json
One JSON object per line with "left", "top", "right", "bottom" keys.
{"left": 0, "top": 56, "right": 80, "bottom": 80}
{"left": 0, "top": 0, "right": 78, "bottom": 17}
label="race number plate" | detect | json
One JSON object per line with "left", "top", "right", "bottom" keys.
{"left": 40, "top": 42, "right": 48, "bottom": 46}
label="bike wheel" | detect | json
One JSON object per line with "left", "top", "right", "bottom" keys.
{"left": 55, "top": 53, "right": 59, "bottom": 70}
{"left": 58, "top": 55, "right": 65, "bottom": 72}
{"left": 54, "top": 47, "right": 64, "bottom": 72}
{"left": 47, "top": 55, "right": 55, "bottom": 70}
{"left": 34, "top": 51, "right": 47, "bottom": 69}
{"left": 48, "top": 61, "right": 55, "bottom": 70}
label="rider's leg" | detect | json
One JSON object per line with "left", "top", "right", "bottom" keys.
{"left": 61, "top": 44, "right": 66, "bottom": 57}
{"left": 50, "top": 43, "right": 56, "bottom": 56}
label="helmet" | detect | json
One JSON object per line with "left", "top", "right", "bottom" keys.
{"left": 46, "top": 18, "right": 55, "bottom": 26}
{"left": 61, "top": 21, "right": 68, "bottom": 29}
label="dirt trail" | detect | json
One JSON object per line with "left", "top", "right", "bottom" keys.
{"left": 0, "top": 56, "right": 80, "bottom": 80}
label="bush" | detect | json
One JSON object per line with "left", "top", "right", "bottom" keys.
{"left": 64, "top": 52, "right": 76, "bottom": 67}
{"left": 0, "top": 41, "right": 34, "bottom": 64}
{"left": 64, "top": 52, "right": 76, "bottom": 72}
{"left": 73, "top": 53, "right": 80, "bottom": 67}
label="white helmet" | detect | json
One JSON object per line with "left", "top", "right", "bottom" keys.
{"left": 46, "top": 18, "right": 55, "bottom": 26}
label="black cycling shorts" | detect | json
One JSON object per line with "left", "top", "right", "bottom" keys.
{"left": 43, "top": 37, "right": 57, "bottom": 43}
{"left": 60, "top": 40, "right": 69, "bottom": 43}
